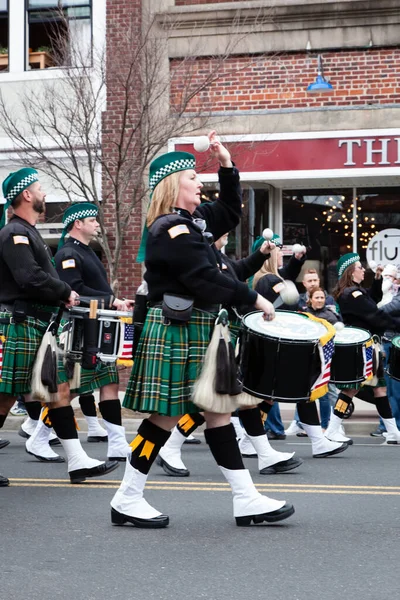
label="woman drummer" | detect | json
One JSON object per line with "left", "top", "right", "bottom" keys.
{"left": 110, "top": 132, "right": 295, "bottom": 528}
{"left": 324, "top": 253, "right": 400, "bottom": 445}
{"left": 250, "top": 240, "right": 348, "bottom": 458}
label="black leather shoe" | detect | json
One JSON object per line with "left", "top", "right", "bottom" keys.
{"left": 0, "top": 474, "right": 10, "bottom": 486}
{"left": 236, "top": 503, "right": 295, "bottom": 526}
{"left": 156, "top": 455, "right": 190, "bottom": 477}
{"left": 370, "top": 427, "right": 385, "bottom": 437}
{"left": 0, "top": 439, "right": 10, "bottom": 450}
{"left": 25, "top": 448, "right": 65, "bottom": 463}
{"left": 266, "top": 431, "right": 286, "bottom": 440}
{"left": 260, "top": 457, "right": 303, "bottom": 475}
{"left": 183, "top": 437, "right": 201, "bottom": 445}
{"left": 87, "top": 435, "right": 108, "bottom": 442}
{"left": 18, "top": 427, "right": 30, "bottom": 440}
{"left": 111, "top": 507, "right": 169, "bottom": 528}
{"left": 313, "top": 442, "right": 349, "bottom": 458}
{"left": 49, "top": 437, "right": 61, "bottom": 446}
{"left": 69, "top": 459, "right": 119, "bottom": 484}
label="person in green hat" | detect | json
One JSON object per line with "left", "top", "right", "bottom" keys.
{"left": 110, "top": 131, "right": 295, "bottom": 529}
{"left": 54, "top": 202, "right": 131, "bottom": 459}
{"left": 0, "top": 167, "right": 80, "bottom": 486}
{"left": 324, "top": 252, "right": 400, "bottom": 445}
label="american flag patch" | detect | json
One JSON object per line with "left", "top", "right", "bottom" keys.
{"left": 168, "top": 224, "right": 190, "bottom": 239}
{"left": 62, "top": 259, "right": 76, "bottom": 269}
{"left": 13, "top": 235, "right": 29, "bottom": 245}
{"left": 119, "top": 323, "right": 134, "bottom": 359}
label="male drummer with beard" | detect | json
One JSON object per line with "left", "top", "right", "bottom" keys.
{"left": 23, "top": 203, "right": 132, "bottom": 467}
{"left": 0, "top": 169, "right": 117, "bottom": 486}
{"left": 156, "top": 232, "right": 303, "bottom": 478}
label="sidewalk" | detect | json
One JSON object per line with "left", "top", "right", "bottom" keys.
{"left": 3, "top": 395, "right": 380, "bottom": 436}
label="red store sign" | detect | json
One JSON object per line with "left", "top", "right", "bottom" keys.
{"left": 175, "top": 136, "right": 400, "bottom": 173}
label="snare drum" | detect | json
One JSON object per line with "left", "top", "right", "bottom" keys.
{"left": 240, "top": 310, "right": 329, "bottom": 402}
{"left": 330, "top": 327, "right": 372, "bottom": 385}
{"left": 387, "top": 336, "right": 400, "bottom": 382}
{"left": 63, "top": 307, "right": 133, "bottom": 365}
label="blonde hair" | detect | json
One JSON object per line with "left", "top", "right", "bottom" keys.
{"left": 252, "top": 248, "right": 282, "bottom": 288}
{"left": 146, "top": 171, "right": 181, "bottom": 227}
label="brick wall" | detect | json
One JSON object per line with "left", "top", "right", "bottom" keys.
{"left": 170, "top": 48, "right": 400, "bottom": 112}
{"left": 102, "top": 0, "right": 143, "bottom": 299}
{"left": 175, "top": 0, "right": 256, "bottom": 4}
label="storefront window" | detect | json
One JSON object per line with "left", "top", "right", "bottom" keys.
{"left": 27, "top": 1, "right": 92, "bottom": 70}
{"left": 283, "top": 187, "right": 400, "bottom": 292}
{"left": 0, "top": 1, "right": 8, "bottom": 72}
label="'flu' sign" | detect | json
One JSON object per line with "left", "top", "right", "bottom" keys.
{"left": 366, "top": 228, "right": 400, "bottom": 271}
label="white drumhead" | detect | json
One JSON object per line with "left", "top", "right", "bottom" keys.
{"left": 243, "top": 311, "right": 328, "bottom": 341}
{"left": 334, "top": 326, "right": 371, "bottom": 345}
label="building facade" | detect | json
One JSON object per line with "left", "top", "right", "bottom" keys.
{"left": 1, "top": 1, "right": 400, "bottom": 296}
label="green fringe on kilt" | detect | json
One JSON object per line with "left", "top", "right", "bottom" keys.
{"left": 123, "top": 307, "right": 223, "bottom": 417}
{"left": 0, "top": 310, "right": 54, "bottom": 396}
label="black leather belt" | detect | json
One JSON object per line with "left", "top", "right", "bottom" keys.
{"left": 0, "top": 303, "right": 54, "bottom": 322}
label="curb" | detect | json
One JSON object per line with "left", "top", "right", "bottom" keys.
{"left": 3, "top": 414, "right": 381, "bottom": 437}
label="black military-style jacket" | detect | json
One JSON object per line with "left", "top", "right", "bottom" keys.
{"left": 254, "top": 255, "right": 305, "bottom": 307}
{"left": 338, "top": 284, "right": 399, "bottom": 336}
{"left": 144, "top": 166, "right": 258, "bottom": 308}
{"left": 0, "top": 216, "right": 71, "bottom": 305}
{"left": 55, "top": 237, "right": 114, "bottom": 307}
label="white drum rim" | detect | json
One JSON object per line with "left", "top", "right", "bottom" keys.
{"left": 243, "top": 310, "right": 327, "bottom": 342}
{"left": 333, "top": 326, "right": 371, "bottom": 345}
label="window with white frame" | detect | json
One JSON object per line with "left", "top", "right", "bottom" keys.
{"left": 27, "top": 1, "right": 92, "bottom": 70}
{"left": 0, "top": 1, "right": 8, "bottom": 71}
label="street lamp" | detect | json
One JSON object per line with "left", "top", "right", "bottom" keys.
{"left": 307, "top": 55, "right": 334, "bottom": 94}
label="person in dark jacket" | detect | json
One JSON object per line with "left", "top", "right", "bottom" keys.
{"left": 251, "top": 239, "right": 348, "bottom": 458}
{"left": 156, "top": 232, "right": 302, "bottom": 478}
{"left": 111, "top": 132, "right": 294, "bottom": 528}
{"left": 0, "top": 168, "right": 116, "bottom": 486}
{"left": 324, "top": 253, "right": 400, "bottom": 445}
{"left": 25, "top": 202, "right": 131, "bottom": 464}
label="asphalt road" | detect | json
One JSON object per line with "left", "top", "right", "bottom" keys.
{"left": 1, "top": 431, "right": 399, "bottom": 600}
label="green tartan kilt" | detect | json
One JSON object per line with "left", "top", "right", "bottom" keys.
{"left": 0, "top": 311, "right": 50, "bottom": 396}
{"left": 123, "top": 307, "right": 221, "bottom": 417}
{"left": 58, "top": 361, "right": 119, "bottom": 394}
{"left": 57, "top": 316, "right": 119, "bottom": 394}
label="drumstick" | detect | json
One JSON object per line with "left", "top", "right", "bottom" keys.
{"left": 89, "top": 299, "right": 98, "bottom": 319}
{"left": 273, "top": 297, "right": 284, "bottom": 309}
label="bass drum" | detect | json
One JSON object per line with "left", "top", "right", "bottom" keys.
{"left": 240, "top": 310, "right": 328, "bottom": 402}
{"left": 330, "top": 326, "right": 371, "bottom": 385}
{"left": 387, "top": 336, "right": 400, "bottom": 382}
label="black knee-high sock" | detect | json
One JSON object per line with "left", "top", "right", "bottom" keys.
{"left": 129, "top": 419, "right": 170, "bottom": 475}
{"left": 25, "top": 401, "right": 42, "bottom": 421}
{"left": 0, "top": 414, "right": 6, "bottom": 429}
{"left": 99, "top": 399, "right": 122, "bottom": 426}
{"left": 176, "top": 413, "right": 205, "bottom": 437}
{"left": 238, "top": 407, "right": 265, "bottom": 437}
{"left": 205, "top": 424, "right": 245, "bottom": 470}
{"left": 333, "top": 392, "right": 352, "bottom": 418}
{"left": 48, "top": 406, "right": 78, "bottom": 440}
{"left": 374, "top": 396, "right": 392, "bottom": 419}
{"left": 297, "top": 401, "right": 320, "bottom": 425}
{"left": 258, "top": 401, "right": 273, "bottom": 414}
{"left": 79, "top": 394, "right": 97, "bottom": 417}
